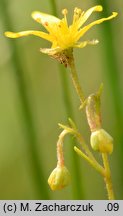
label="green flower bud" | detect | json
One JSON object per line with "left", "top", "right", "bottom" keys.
{"left": 90, "top": 129, "right": 113, "bottom": 154}
{"left": 48, "top": 165, "right": 71, "bottom": 191}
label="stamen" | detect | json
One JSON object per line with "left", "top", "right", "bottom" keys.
{"left": 72, "top": 7, "right": 84, "bottom": 27}
{"left": 44, "top": 22, "right": 49, "bottom": 26}
{"left": 62, "top": 9, "right": 68, "bottom": 16}
{"left": 73, "top": 7, "right": 82, "bottom": 22}
{"left": 36, "top": 18, "right": 41, "bottom": 23}
{"left": 94, "top": 39, "right": 99, "bottom": 44}
{"left": 89, "top": 39, "right": 99, "bottom": 45}
{"left": 62, "top": 9, "right": 68, "bottom": 27}
{"left": 74, "top": 7, "right": 82, "bottom": 16}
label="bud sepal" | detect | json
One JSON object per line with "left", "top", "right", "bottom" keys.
{"left": 48, "top": 165, "right": 71, "bottom": 191}
{"left": 90, "top": 128, "right": 113, "bottom": 154}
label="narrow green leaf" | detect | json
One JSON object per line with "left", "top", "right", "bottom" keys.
{"left": 1, "top": 0, "right": 50, "bottom": 199}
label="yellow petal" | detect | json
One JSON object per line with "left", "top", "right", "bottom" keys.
{"left": 74, "top": 39, "right": 99, "bottom": 48}
{"left": 32, "top": 11, "right": 61, "bottom": 35}
{"left": 40, "top": 47, "right": 62, "bottom": 55}
{"left": 76, "top": 12, "right": 118, "bottom": 40}
{"left": 31, "top": 11, "right": 60, "bottom": 26}
{"left": 4, "top": 30, "right": 52, "bottom": 42}
{"left": 77, "top": 5, "right": 103, "bottom": 29}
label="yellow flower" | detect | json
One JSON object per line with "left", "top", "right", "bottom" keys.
{"left": 5, "top": 5, "right": 117, "bottom": 55}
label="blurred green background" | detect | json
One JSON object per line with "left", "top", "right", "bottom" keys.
{"left": 0, "top": 0, "right": 123, "bottom": 199}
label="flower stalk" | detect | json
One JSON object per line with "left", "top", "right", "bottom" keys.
{"left": 68, "top": 52, "right": 85, "bottom": 105}
{"left": 102, "top": 153, "right": 115, "bottom": 200}
{"left": 49, "top": 0, "right": 84, "bottom": 199}
{"left": 48, "top": 129, "right": 71, "bottom": 191}
{"left": 67, "top": 51, "right": 115, "bottom": 199}
{"left": 74, "top": 146, "right": 105, "bottom": 176}
{"left": 59, "top": 120, "right": 105, "bottom": 177}
{"left": 57, "top": 130, "right": 68, "bottom": 167}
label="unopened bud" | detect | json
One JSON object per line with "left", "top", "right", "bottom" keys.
{"left": 90, "top": 128, "right": 113, "bottom": 154}
{"left": 48, "top": 165, "right": 71, "bottom": 190}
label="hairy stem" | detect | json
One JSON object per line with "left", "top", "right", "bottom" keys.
{"left": 74, "top": 146, "right": 105, "bottom": 176}
{"left": 57, "top": 130, "right": 68, "bottom": 167}
{"left": 49, "top": 0, "right": 85, "bottom": 199}
{"left": 102, "top": 153, "right": 115, "bottom": 199}
{"left": 95, "top": 0, "right": 123, "bottom": 196}
{"left": 69, "top": 55, "right": 85, "bottom": 105}
{"left": 69, "top": 52, "right": 114, "bottom": 200}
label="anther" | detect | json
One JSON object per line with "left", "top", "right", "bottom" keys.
{"left": 62, "top": 9, "right": 68, "bottom": 16}
{"left": 44, "top": 22, "right": 49, "bottom": 26}
{"left": 74, "top": 7, "right": 82, "bottom": 16}
{"left": 36, "top": 18, "right": 41, "bottom": 23}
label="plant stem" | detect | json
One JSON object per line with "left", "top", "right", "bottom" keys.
{"left": 102, "top": 153, "right": 115, "bottom": 199}
{"left": 74, "top": 146, "right": 105, "bottom": 176}
{"left": 75, "top": 132, "right": 95, "bottom": 161}
{"left": 95, "top": 0, "right": 123, "bottom": 192}
{"left": 49, "top": 0, "right": 85, "bottom": 199}
{"left": 50, "top": 0, "right": 115, "bottom": 200}
{"left": 69, "top": 55, "right": 85, "bottom": 105}
{"left": 57, "top": 130, "right": 68, "bottom": 167}
{"left": 74, "top": 132, "right": 105, "bottom": 176}
{"left": 69, "top": 52, "right": 115, "bottom": 200}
